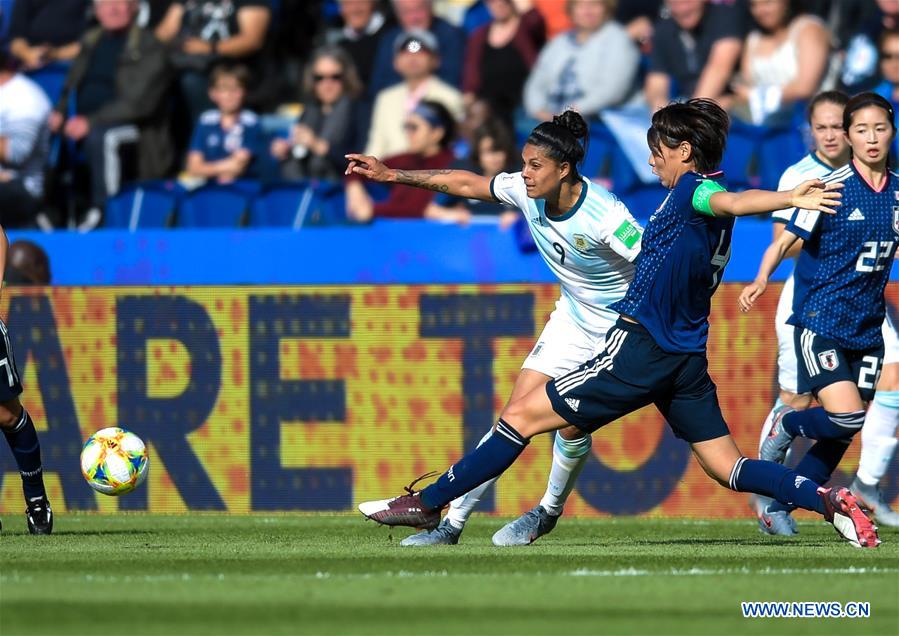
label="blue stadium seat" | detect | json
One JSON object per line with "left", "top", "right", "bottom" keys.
{"left": 104, "top": 182, "right": 181, "bottom": 229}
{"left": 26, "top": 62, "right": 71, "bottom": 104}
{"left": 178, "top": 184, "right": 250, "bottom": 227}
{"left": 249, "top": 181, "right": 345, "bottom": 228}
{"left": 758, "top": 127, "right": 807, "bottom": 191}
{"left": 720, "top": 119, "right": 759, "bottom": 190}
{"left": 581, "top": 123, "right": 616, "bottom": 180}
{"left": 620, "top": 184, "right": 668, "bottom": 220}
{"left": 609, "top": 142, "right": 641, "bottom": 194}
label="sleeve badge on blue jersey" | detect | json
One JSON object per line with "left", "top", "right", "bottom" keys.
{"left": 893, "top": 206, "right": 899, "bottom": 235}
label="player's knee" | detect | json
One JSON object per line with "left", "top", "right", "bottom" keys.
{"left": 0, "top": 399, "right": 23, "bottom": 430}
{"left": 559, "top": 425, "right": 587, "bottom": 441}
{"left": 499, "top": 400, "right": 535, "bottom": 438}
{"left": 780, "top": 391, "right": 812, "bottom": 411}
{"left": 826, "top": 410, "right": 866, "bottom": 437}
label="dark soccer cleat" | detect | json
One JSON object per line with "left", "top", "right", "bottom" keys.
{"left": 26, "top": 496, "right": 53, "bottom": 535}
{"left": 819, "top": 487, "right": 879, "bottom": 548}
{"left": 358, "top": 472, "right": 442, "bottom": 530}
{"left": 759, "top": 405, "right": 795, "bottom": 465}
{"left": 358, "top": 492, "right": 441, "bottom": 530}
{"left": 492, "top": 505, "right": 560, "bottom": 546}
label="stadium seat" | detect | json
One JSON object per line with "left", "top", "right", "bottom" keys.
{"left": 581, "top": 123, "right": 616, "bottom": 180}
{"left": 104, "top": 182, "right": 181, "bottom": 230}
{"left": 178, "top": 184, "right": 251, "bottom": 227}
{"left": 248, "top": 181, "right": 344, "bottom": 228}
{"left": 26, "top": 62, "right": 71, "bottom": 104}
{"left": 758, "top": 127, "right": 807, "bottom": 191}
{"left": 720, "top": 119, "right": 758, "bottom": 190}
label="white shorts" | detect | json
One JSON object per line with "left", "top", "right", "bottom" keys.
{"left": 777, "top": 274, "right": 899, "bottom": 393}
{"left": 522, "top": 306, "right": 612, "bottom": 378}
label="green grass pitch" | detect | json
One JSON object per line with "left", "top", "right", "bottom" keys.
{"left": 1, "top": 514, "right": 896, "bottom": 636}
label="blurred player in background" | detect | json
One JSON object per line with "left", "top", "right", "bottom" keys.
{"left": 0, "top": 225, "right": 51, "bottom": 534}
{"left": 741, "top": 92, "right": 899, "bottom": 543}
{"left": 358, "top": 99, "right": 879, "bottom": 549}
{"left": 752, "top": 90, "right": 899, "bottom": 535}
{"left": 347, "top": 109, "right": 643, "bottom": 547}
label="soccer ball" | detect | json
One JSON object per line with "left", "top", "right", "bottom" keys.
{"left": 80, "top": 427, "right": 149, "bottom": 496}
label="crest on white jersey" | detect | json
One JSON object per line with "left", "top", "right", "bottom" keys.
{"left": 573, "top": 234, "right": 589, "bottom": 252}
{"left": 818, "top": 349, "right": 839, "bottom": 371}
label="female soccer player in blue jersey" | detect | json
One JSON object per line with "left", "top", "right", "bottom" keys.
{"left": 358, "top": 98, "right": 880, "bottom": 548}
{"left": 348, "top": 111, "right": 644, "bottom": 546}
{"left": 740, "top": 92, "right": 899, "bottom": 538}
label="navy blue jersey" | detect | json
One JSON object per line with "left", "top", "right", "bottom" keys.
{"left": 189, "top": 109, "right": 261, "bottom": 162}
{"left": 786, "top": 162, "right": 899, "bottom": 349}
{"left": 609, "top": 171, "right": 734, "bottom": 353}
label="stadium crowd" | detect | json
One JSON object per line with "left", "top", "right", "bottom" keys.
{"left": 0, "top": 0, "right": 897, "bottom": 230}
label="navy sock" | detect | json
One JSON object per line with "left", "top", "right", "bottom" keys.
{"left": 731, "top": 458, "right": 824, "bottom": 515}
{"left": 768, "top": 440, "right": 849, "bottom": 514}
{"left": 420, "top": 419, "right": 528, "bottom": 511}
{"left": 3, "top": 409, "right": 46, "bottom": 501}
{"left": 781, "top": 407, "right": 860, "bottom": 440}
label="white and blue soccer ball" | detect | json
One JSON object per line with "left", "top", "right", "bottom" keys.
{"left": 80, "top": 427, "right": 149, "bottom": 496}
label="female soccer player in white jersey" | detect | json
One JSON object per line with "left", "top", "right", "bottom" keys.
{"left": 753, "top": 91, "right": 899, "bottom": 535}
{"left": 358, "top": 99, "right": 879, "bottom": 549}
{"left": 346, "top": 110, "right": 643, "bottom": 546}
{"left": 741, "top": 92, "right": 899, "bottom": 541}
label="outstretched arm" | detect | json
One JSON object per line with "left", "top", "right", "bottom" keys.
{"left": 738, "top": 229, "right": 801, "bottom": 312}
{"left": 708, "top": 179, "right": 842, "bottom": 217}
{"left": 345, "top": 153, "right": 495, "bottom": 201}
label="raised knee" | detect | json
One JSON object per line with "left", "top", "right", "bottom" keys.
{"left": 559, "top": 424, "right": 586, "bottom": 441}
{"left": 0, "top": 401, "right": 23, "bottom": 430}
{"left": 826, "top": 410, "right": 866, "bottom": 437}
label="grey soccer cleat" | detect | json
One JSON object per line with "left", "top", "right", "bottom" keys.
{"left": 758, "top": 505, "right": 799, "bottom": 536}
{"left": 400, "top": 518, "right": 462, "bottom": 546}
{"left": 850, "top": 477, "right": 899, "bottom": 527}
{"left": 759, "top": 404, "right": 796, "bottom": 465}
{"left": 492, "top": 505, "right": 560, "bottom": 546}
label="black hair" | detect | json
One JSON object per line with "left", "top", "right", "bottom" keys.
{"left": 647, "top": 98, "right": 729, "bottom": 175}
{"left": 806, "top": 90, "right": 849, "bottom": 124}
{"left": 471, "top": 118, "right": 518, "bottom": 171}
{"left": 843, "top": 92, "right": 897, "bottom": 133}
{"left": 414, "top": 99, "right": 457, "bottom": 149}
{"left": 525, "top": 110, "right": 589, "bottom": 181}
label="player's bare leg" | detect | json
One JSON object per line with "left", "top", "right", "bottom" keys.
{"left": 852, "top": 362, "right": 899, "bottom": 526}
{"left": 0, "top": 397, "right": 51, "bottom": 534}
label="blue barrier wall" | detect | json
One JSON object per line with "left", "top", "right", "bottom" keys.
{"left": 9, "top": 219, "right": 833, "bottom": 286}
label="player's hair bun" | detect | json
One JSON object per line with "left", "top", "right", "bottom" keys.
{"left": 553, "top": 110, "right": 588, "bottom": 141}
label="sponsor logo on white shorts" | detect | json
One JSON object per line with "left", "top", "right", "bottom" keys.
{"left": 818, "top": 349, "right": 839, "bottom": 371}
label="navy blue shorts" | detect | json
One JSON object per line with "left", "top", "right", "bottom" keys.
{"left": 0, "top": 320, "right": 22, "bottom": 403}
{"left": 546, "top": 319, "right": 730, "bottom": 444}
{"left": 793, "top": 327, "right": 883, "bottom": 402}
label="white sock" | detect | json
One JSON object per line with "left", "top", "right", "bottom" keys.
{"left": 445, "top": 428, "right": 496, "bottom": 530}
{"left": 857, "top": 391, "right": 899, "bottom": 485}
{"left": 539, "top": 432, "right": 591, "bottom": 516}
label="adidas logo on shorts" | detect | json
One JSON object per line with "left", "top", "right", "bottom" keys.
{"left": 565, "top": 397, "right": 580, "bottom": 412}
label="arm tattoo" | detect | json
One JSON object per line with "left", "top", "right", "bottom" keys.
{"left": 394, "top": 169, "right": 453, "bottom": 193}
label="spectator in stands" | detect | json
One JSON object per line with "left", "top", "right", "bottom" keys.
{"left": 155, "top": 0, "right": 271, "bottom": 129}
{"left": 327, "top": 0, "right": 392, "bottom": 90}
{"left": 271, "top": 46, "right": 363, "bottom": 181}
{"left": 0, "top": 50, "right": 51, "bottom": 227}
{"left": 365, "top": 29, "right": 464, "bottom": 158}
{"left": 5, "top": 240, "right": 50, "bottom": 285}
{"left": 874, "top": 27, "right": 899, "bottom": 156}
{"left": 842, "top": 0, "right": 899, "bottom": 93}
{"left": 346, "top": 99, "right": 455, "bottom": 221}
{"left": 732, "top": 0, "right": 831, "bottom": 126}
{"left": 50, "top": 0, "right": 173, "bottom": 231}
{"left": 616, "top": 0, "right": 662, "bottom": 47}
{"left": 462, "top": 0, "right": 545, "bottom": 125}
{"left": 368, "top": 0, "right": 466, "bottom": 97}
{"left": 523, "top": 0, "right": 640, "bottom": 121}
{"left": 644, "top": 0, "right": 747, "bottom": 113}
{"left": 8, "top": 0, "right": 89, "bottom": 70}
{"left": 425, "top": 118, "right": 518, "bottom": 227}
{"left": 185, "top": 64, "right": 260, "bottom": 183}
